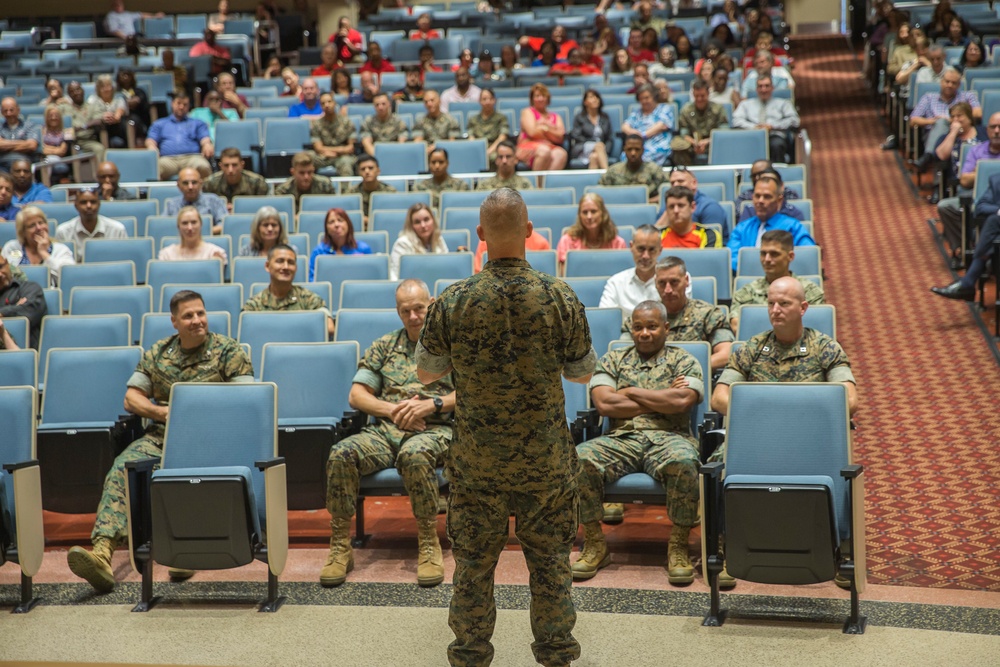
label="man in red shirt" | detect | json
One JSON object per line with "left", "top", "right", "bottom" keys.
{"left": 549, "top": 49, "right": 603, "bottom": 78}
{"left": 626, "top": 28, "right": 656, "bottom": 63}
{"left": 329, "top": 17, "right": 363, "bottom": 65}
{"left": 359, "top": 42, "right": 397, "bottom": 75}
{"left": 410, "top": 13, "right": 441, "bottom": 41}
{"left": 189, "top": 29, "right": 232, "bottom": 76}
{"left": 312, "top": 44, "right": 340, "bottom": 76}
{"left": 579, "top": 39, "right": 605, "bottom": 71}
{"left": 658, "top": 185, "right": 721, "bottom": 249}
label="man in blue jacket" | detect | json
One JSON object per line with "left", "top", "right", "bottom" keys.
{"left": 727, "top": 174, "right": 815, "bottom": 271}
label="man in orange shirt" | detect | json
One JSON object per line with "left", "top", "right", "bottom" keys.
{"left": 658, "top": 185, "right": 722, "bottom": 249}
{"left": 549, "top": 49, "right": 604, "bottom": 78}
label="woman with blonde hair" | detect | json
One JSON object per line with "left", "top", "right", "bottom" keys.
{"left": 389, "top": 203, "right": 449, "bottom": 280}
{"left": 555, "top": 193, "right": 627, "bottom": 273}
{"left": 516, "top": 82, "right": 568, "bottom": 171}
{"left": 159, "top": 206, "right": 228, "bottom": 265}
{"left": 238, "top": 205, "right": 289, "bottom": 257}
{"left": 1, "top": 206, "right": 75, "bottom": 287}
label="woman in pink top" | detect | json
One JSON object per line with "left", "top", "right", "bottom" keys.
{"left": 158, "top": 206, "right": 228, "bottom": 265}
{"left": 555, "top": 193, "right": 627, "bottom": 274}
{"left": 516, "top": 83, "right": 568, "bottom": 171}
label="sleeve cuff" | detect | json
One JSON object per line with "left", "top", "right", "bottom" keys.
{"left": 588, "top": 372, "right": 616, "bottom": 390}
{"left": 827, "top": 367, "right": 856, "bottom": 385}
{"left": 353, "top": 368, "right": 383, "bottom": 394}
{"left": 126, "top": 372, "right": 152, "bottom": 394}
{"left": 710, "top": 329, "right": 736, "bottom": 346}
{"left": 685, "top": 376, "right": 705, "bottom": 401}
{"left": 717, "top": 369, "right": 744, "bottom": 386}
{"left": 231, "top": 375, "right": 255, "bottom": 383}
{"left": 564, "top": 346, "right": 597, "bottom": 380}
{"left": 415, "top": 341, "right": 452, "bottom": 375}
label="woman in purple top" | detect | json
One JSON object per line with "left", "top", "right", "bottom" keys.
{"left": 309, "top": 207, "right": 371, "bottom": 280}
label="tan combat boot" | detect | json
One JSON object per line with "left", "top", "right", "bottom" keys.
{"left": 416, "top": 518, "right": 445, "bottom": 587}
{"left": 319, "top": 518, "right": 354, "bottom": 587}
{"left": 571, "top": 522, "right": 611, "bottom": 580}
{"left": 602, "top": 502, "right": 624, "bottom": 524}
{"left": 667, "top": 525, "right": 695, "bottom": 585}
{"left": 67, "top": 537, "right": 116, "bottom": 593}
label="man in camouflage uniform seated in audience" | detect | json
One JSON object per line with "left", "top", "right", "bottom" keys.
{"left": 622, "top": 256, "right": 733, "bottom": 370}
{"left": 729, "top": 229, "right": 824, "bottom": 332}
{"left": 346, "top": 154, "right": 397, "bottom": 225}
{"left": 572, "top": 300, "right": 703, "bottom": 585}
{"left": 598, "top": 134, "right": 668, "bottom": 203}
{"left": 360, "top": 92, "right": 410, "bottom": 157}
{"left": 413, "top": 147, "right": 469, "bottom": 209}
{"left": 308, "top": 92, "right": 358, "bottom": 177}
{"left": 61, "top": 81, "right": 108, "bottom": 163}
{"left": 465, "top": 88, "right": 509, "bottom": 167}
{"left": 413, "top": 90, "right": 460, "bottom": 155}
{"left": 66, "top": 290, "right": 253, "bottom": 593}
{"left": 274, "top": 152, "right": 336, "bottom": 208}
{"left": 202, "top": 147, "right": 269, "bottom": 210}
{"left": 475, "top": 141, "right": 534, "bottom": 191}
{"left": 322, "top": 279, "right": 455, "bottom": 588}
{"left": 242, "top": 244, "right": 334, "bottom": 337}
{"left": 416, "top": 188, "right": 596, "bottom": 667}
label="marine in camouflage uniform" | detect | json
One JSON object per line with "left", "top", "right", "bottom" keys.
{"left": 68, "top": 315, "right": 253, "bottom": 592}
{"left": 309, "top": 114, "right": 358, "bottom": 176}
{"left": 730, "top": 275, "right": 824, "bottom": 328}
{"left": 417, "top": 188, "right": 596, "bottom": 667}
{"left": 412, "top": 112, "right": 461, "bottom": 146}
{"left": 475, "top": 173, "right": 534, "bottom": 191}
{"left": 622, "top": 298, "right": 734, "bottom": 348}
{"left": 346, "top": 180, "right": 397, "bottom": 219}
{"left": 274, "top": 172, "right": 337, "bottom": 207}
{"left": 360, "top": 112, "right": 409, "bottom": 146}
{"left": 466, "top": 112, "right": 510, "bottom": 165}
{"left": 243, "top": 283, "right": 328, "bottom": 314}
{"left": 671, "top": 100, "right": 728, "bottom": 166}
{"left": 61, "top": 92, "right": 107, "bottom": 163}
{"left": 413, "top": 175, "right": 469, "bottom": 209}
{"left": 597, "top": 160, "right": 668, "bottom": 201}
{"left": 202, "top": 169, "right": 269, "bottom": 202}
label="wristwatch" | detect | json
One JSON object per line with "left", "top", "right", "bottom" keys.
{"left": 433, "top": 397, "right": 443, "bottom": 414}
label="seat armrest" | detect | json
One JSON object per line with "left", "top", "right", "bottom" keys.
{"left": 699, "top": 461, "right": 725, "bottom": 478}
{"left": 840, "top": 464, "right": 864, "bottom": 479}
{"left": 112, "top": 413, "right": 146, "bottom": 454}
{"left": 3, "top": 459, "right": 39, "bottom": 472}
{"left": 336, "top": 410, "right": 366, "bottom": 438}
{"left": 255, "top": 457, "right": 286, "bottom": 471}
{"left": 125, "top": 457, "right": 159, "bottom": 473}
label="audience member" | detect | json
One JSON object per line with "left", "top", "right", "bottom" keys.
{"left": 9, "top": 159, "right": 52, "bottom": 206}
{"left": 709, "top": 67, "right": 741, "bottom": 108}
{"left": 215, "top": 72, "right": 249, "bottom": 119}
{"left": 243, "top": 243, "right": 334, "bottom": 336}
{"left": 360, "top": 42, "right": 397, "bottom": 75}
{"left": 672, "top": 80, "right": 729, "bottom": 166}
{"left": 732, "top": 74, "right": 800, "bottom": 163}
{"left": 164, "top": 168, "right": 228, "bottom": 234}
{"left": 413, "top": 91, "right": 460, "bottom": 155}
{"left": 465, "top": 88, "right": 509, "bottom": 166}
{"left": 203, "top": 147, "right": 269, "bottom": 209}
{"left": 208, "top": 0, "right": 232, "bottom": 33}
{"left": 38, "top": 105, "right": 70, "bottom": 184}
{"left": 599, "top": 224, "right": 662, "bottom": 310}
{"left": 621, "top": 84, "right": 674, "bottom": 165}
{"left": 393, "top": 66, "right": 426, "bottom": 103}
{"left": 54, "top": 188, "right": 128, "bottom": 260}
{"left": 476, "top": 141, "right": 533, "bottom": 191}
{"left": 497, "top": 44, "right": 523, "bottom": 79}
{"left": 556, "top": 193, "right": 627, "bottom": 271}
{"left": 473, "top": 50, "right": 497, "bottom": 81}
{"left": 312, "top": 44, "right": 341, "bottom": 77}
{"left": 288, "top": 78, "right": 323, "bottom": 118}
{"left": 0, "top": 172, "right": 20, "bottom": 221}
{"left": 360, "top": 93, "right": 409, "bottom": 157}
{"left": 189, "top": 91, "right": 239, "bottom": 143}
{"left": 910, "top": 67, "right": 981, "bottom": 171}
{"left": 158, "top": 207, "right": 226, "bottom": 264}
{"left": 521, "top": 24, "right": 579, "bottom": 61}
{"left": 0, "top": 98, "right": 41, "bottom": 171}
{"left": 41, "top": 79, "right": 69, "bottom": 109}
{"left": 516, "top": 83, "right": 568, "bottom": 171}
{"left": 238, "top": 205, "right": 288, "bottom": 257}
{"left": 330, "top": 16, "right": 363, "bottom": 65}
{"left": 439, "top": 68, "right": 482, "bottom": 114}
{"left": 569, "top": 90, "right": 613, "bottom": 169}
{"left": 332, "top": 69, "right": 356, "bottom": 98}
{"left": 62, "top": 82, "right": 107, "bottom": 164}
{"left": 727, "top": 177, "right": 815, "bottom": 271}
{"left": 86, "top": 75, "right": 129, "bottom": 148}
{"left": 116, "top": 69, "right": 150, "bottom": 138}
{"left": 308, "top": 93, "right": 357, "bottom": 176}
{"left": 598, "top": 134, "right": 667, "bottom": 202}
{"left": 347, "top": 154, "right": 397, "bottom": 223}
{"left": 189, "top": 29, "right": 232, "bottom": 77}
{"left": 932, "top": 167, "right": 1000, "bottom": 301}
{"left": 105, "top": 0, "right": 163, "bottom": 40}
{"left": 550, "top": 48, "right": 603, "bottom": 78}
{"left": 611, "top": 48, "right": 635, "bottom": 74}
{"left": 419, "top": 44, "right": 444, "bottom": 75}
{"left": 275, "top": 152, "right": 337, "bottom": 207}
{"left": 740, "top": 51, "right": 795, "bottom": 98}
{"left": 1, "top": 205, "right": 75, "bottom": 287}
{"left": 413, "top": 148, "right": 469, "bottom": 209}
{"left": 662, "top": 166, "right": 729, "bottom": 238}
{"left": 146, "top": 92, "right": 214, "bottom": 180}
{"left": 389, "top": 203, "right": 448, "bottom": 280}
{"left": 0, "top": 252, "right": 46, "bottom": 347}
{"left": 94, "top": 161, "right": 135, "bottom": 201}
{"left": 735, "top": 160, "right": 805, "bottom": 223}
{"left": 308, "top": 208, "right": 372, "bottom": 280}
{"left": 657, "top": 185, "right": 722, "bottom": 249}
{"left": 410, "top": 13, "right": 441, "bottom": 41}
{"left": 153, "top": 49, "right": 188, "bottom": 95}
{"left": 281, "top": 68, "right": 304, "bottom": 99}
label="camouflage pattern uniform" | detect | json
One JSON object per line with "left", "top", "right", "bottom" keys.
{"left": 60, "top": 101, "right": 107, "bottom": 162}
{"left": 346, "top": 180, "right": 398, "bottom": 219}
{"left": 416, "top": 257, "right": 597, "bottom": 667}
{"left": 578, "top": 344, "right": 703, "bottom": 527}
{"left": 710, "top": 327, "right": 855, "bottom": 462}
{"left": 274, "top": 174, "right": 337, "bottom": 208}
{"left": 243, "top": 284, "right": 330, "bottom": 315}
{"left": 202, "top": 169, "right": 269, "bottom": 202}
{"left": 730, "top": 275, "right": 825, "bottom": 325}
{"left": 91, "top": 332, "right": 253, "bottom": 546}
{"left": 597, "top": 161, "right": 668, "bottom": 201}
{"left": 413, "top": 175, "right": 469, "bottom": 209}
{"left": 671, "top": 102, "right": 729, "bottom": 166}
{"left": 359, "top": 113, "right": 409, "bottom": 144}
{"left": 326, "top": 328, "right": 454, "bottom": 521}
{"left": 466, "top": 112, "right": 510, "bottom": 164}
{"left": 412, "top": 113, "right": 461, "bottom": 145}
{"left": 309, "top": 115, "right": 358, "bottom": 176}
{"left": 475, "top": 173, "right": 534, "bottom": 191}
{"left": 622, "top": 299, "right": 735, "bottom": 347}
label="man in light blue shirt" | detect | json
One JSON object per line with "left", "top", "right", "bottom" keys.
{"left": 163, "top": 168, "right": 228, "bottom": 235}
{"left": 145, "top": 92, "right": 214, "bottom": 180}
{"left": 727, "top": 175, "right": 814, "bottom": 271}
{"left": 10, "top": 159, "right": 52, "bottom": 206}
{"left": 288, "top": 78, "right": 323, "bottom": 118}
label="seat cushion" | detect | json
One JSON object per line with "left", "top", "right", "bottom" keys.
{"left": 359, "top": 467, "right": 447, "bottom": 491}
{"left": 153, "top": 466, "right": 261, "bottom": 535}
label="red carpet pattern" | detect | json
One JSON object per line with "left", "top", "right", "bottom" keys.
{"left": 794, "top": 36, "right": 1000, "bottom": 590}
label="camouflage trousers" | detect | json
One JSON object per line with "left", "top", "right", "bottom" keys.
{"left": 447, "top": 480, "right": 581, "bottom": 667}
{"left": 91, "top": 434, "right": 164, "bottom": 546}
{"left": 576, "top": 430, "right": 699, "bottom": 527}
{"left": 326, "top": 422, "right": 450, "bottom": 520}
{"left": 309, "top": 151, "right": 358, "bottom": 177}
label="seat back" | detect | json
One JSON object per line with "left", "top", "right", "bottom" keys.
{"left": 232, "top": 195, "right": 296, "bottom": 224}
{"left": 658, "top": 248, "right": 732, "bottom": 302}
{"left": 398, "top": 253, "right": 473, "bottom": 285}
{"left": 339, "top": 280, "right": 399, "bottom": 310}
{"left": 562, "top": 277, "right": 608, "bottom": 308}
{"left": 146, "top": 260, "right": 224, "bottom": 310}
{"left": 1, "top": 316, "right": 29, "bottom": 349}
{"left": 0, "top": 349, "right": 37, "bottom": 389}
{"left": 105, "top": 149, "right": 159, "bottom": 183}
{"left": 373, "top": 143, "right": 428, "bottom": 176}
{"left": 583, "top": 185, "right": 649, "bottom": 205}
{"left": 158, "top": 283, "right": 244, "bottom": 324}
{"left": 736, "top": 304, "right": 836, "bottom": 340}
{"left": 334, "top": 309, "right": 403, "bottom": 353}
{"left": 140, "top": 311, "right": 232, "bottom": 350}
{"left": 59, "top": 261, "right": 136, "bottom": 299}
{"left": 83, "top": 238, "right": 154, "bottom": 284}
{"left": 41, "top": 346, "right": 142, "bottom": 427}
{"left": 237, "top": 311, "right": 329, "bottom": 377}
{"left": 214, "top": 120, "right": 264, "bottom": 173}
{"left": 38, "top": 315, "right": 132, "bottom": 384}
{"left": 564, "top": 249, "right": 633, "bottom": 278}
{"left": 434, "top": 139, "right": 488, "bottom": 174}
{"left": 736, "top": 245, "right": 821, "bottom": 277}
{"left": 0, "top": 385, "right": 40, "bottom": 570}
{"left": 261, "top": 342, "right": 358, "bottom": 422}
{"left": 230, "top": 256, "right": 306, "bottom": 300}
{"left": 585, "top": 307, "right": 623, "bottom": 359}
{"left": 313, "top": 254, "right": 390, "bottom": 312}
{"left": 519, "top": 187, "right": 574, "bottom": 207}
{"left": 709, "top": 128, "right": 768, "bottom": 165}
{"left": 68, "top": 286, "right": 152, "bottom": 344}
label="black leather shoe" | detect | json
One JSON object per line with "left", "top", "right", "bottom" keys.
{"left": 881, "top": 135, "right": 898, "bottom": 150}
{"left": 930, "top": 281, "right": 975, "bottom": 301}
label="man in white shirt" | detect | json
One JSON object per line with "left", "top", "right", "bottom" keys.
{"left": 732, "top": 75, "right": 800, "bottom": 163}
{"left": 740, "top": 51, "right": 794, "bottom": 98}
{"left": 599, "top": 225, "right": 661, "bottom": 311}
{"left": 439, "top": 67, "right": 482, "bottom": 114}
{"left": 54, "top": 188, "right": 128, "bottom": 260}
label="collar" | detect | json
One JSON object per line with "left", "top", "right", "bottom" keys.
{"left": 484, "top": 257, "right": 530, "bottom": 269}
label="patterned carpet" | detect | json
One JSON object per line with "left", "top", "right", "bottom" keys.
{"left": 794, "top": 36, "right": 1000, "bottom": 590}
